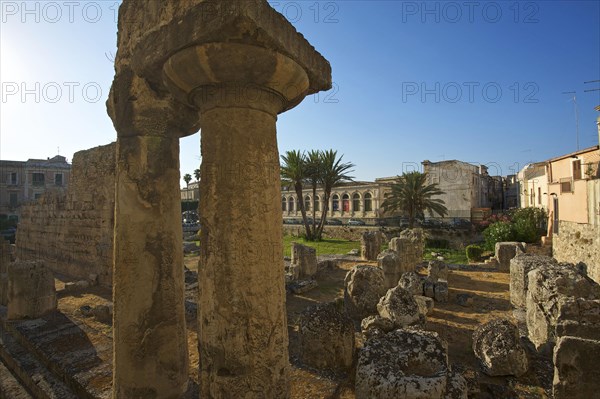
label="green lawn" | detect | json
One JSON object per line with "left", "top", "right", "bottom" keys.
{"left": 282, "top": 235, "right": 360, "bottom": 257}
{"left": 423, "top": 247, "right": 469, "bottom": 264}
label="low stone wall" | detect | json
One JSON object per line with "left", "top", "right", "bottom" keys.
{"left": 15, "top": 143, "right": 115, "bottom": 286}
{"left": 553, "top": 221, "right": 600, "bottom": 284}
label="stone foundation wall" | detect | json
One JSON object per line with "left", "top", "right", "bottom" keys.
{"left": 15, "top": 143, "right": 115, "bottom": 286}
{"left": 553, "top": 221, "right": 600, "bottom": 284}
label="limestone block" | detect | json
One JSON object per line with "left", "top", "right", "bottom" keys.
{"left": 555, "top": 297, "right": 600, "bottom": 340}
{"left": 445, "top": 368, "right": 468, "bottom": 399}
{"left": 344, "top": 265, "right": 386, "bottom": 321}
{"left": 553, "top": 336, "right": 600, "bottom": 399}
{"left": 299, "top": 302, "right": 355, "bottom": 372}
{"left": 424, "top": 278, "right": 435, "bottom": 298}
{"left": 377, "top": 286, "right": 424, "bottom": 328}
{"left": 428, "top": 260, "right": 448, "bottom": 282}
{"left": 361, "top": 315, "right": 395, "bottom": 340}
{"left": 291, "top": 243, "right": 317, "bottom": 279}
{"left": 361, "top": 231, "right": 382, "bottom": 261}
{"left": 7, "top": 261, "right": 57, "bottom": 320}
{"left": 495, "top": 241, "right": 525, "bottom": 272}
{"left": 377, "top": 249, "right": 402, "bottom": 290}
{"left": 434, "top": 280, "right": 449, "bottom": 303}
{"left": 510, "top": 254, "right": 556, "bottom": 309}
{"left": 472, "top": 318, "right": 528, "bottom": 377}
{"left": 398, "top": 271, "right": 424, "bottom": 296}
{"left": 526, "top": 262, "right": 600, "bottom": 349}
{"left": 415, "top": 295, "right": 434, "bottom": 315}
{"left": 356, "top": 329, "right": 448, "bottom": 399}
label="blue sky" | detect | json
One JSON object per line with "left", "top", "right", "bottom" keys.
{"left": 1, "top": 1, "right": 599, "bottom": 186}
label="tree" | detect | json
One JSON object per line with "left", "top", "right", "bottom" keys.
{"left": 280, "top": 149, "right": 355, "bottom": 241}
{"left": 183, "top": 173, "right": 192, "bottom": 187}
{"left": 194, "top": 168, "right": 201, "bottom": 182}
{"left": 315, "top": 150, "right": 354, "bottom": 240}
{"left": 381, "top": 171, "right": 447, "bottom": 228}
{"left": 280, "top": 150, "right": 312, "bottom": 239}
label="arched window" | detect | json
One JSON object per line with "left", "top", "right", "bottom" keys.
{"left": 364, "top": 193, "right": 373, "bottom": 212}
{"left": 352, "top": 193, "right": 361, "bottom": 211}
{"left": 315, "top": 195, "right": 321, "bottom": 212}
{"left": 282, "top": 197, "right": 287, "bottom": 211}
{"left": 288, "top": 197, "right": 294, "bottom": 212}
{"left": 342, "top": 194, "right": 350, "bottom": 212}
{"left": 304, "top": 195, "right": 311, "bottom": 211}
{"left": 332, "top": 194, "right": 339, "bottom": 211}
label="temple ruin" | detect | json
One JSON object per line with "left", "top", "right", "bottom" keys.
{"left": 106, "top": 1, "right": 331, "bottom": 397}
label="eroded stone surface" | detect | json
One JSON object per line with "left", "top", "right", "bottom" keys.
{"left": 7, "top": 261, "right": 56, "bottom": 320}
{"left": 472, "top": 318, "right": 528, "bottom": 377}
{"left": 553, "top": 336, "right": 600, "bottom": 399}
{"left": 355, "top": 329, "right": 449, "bottom": 399}
{"left": 298, "top": 302, "right": 355, "bottom": 372}
{"left": 526, "top": 263, "right": 600, "bottom": 349}
{"left": 510, "top": 254, "right": 555, "bottom": 309}
{"left": 428, "top": 260, "right": 448, "bottom": 282}
{"left": 377, "top": 286, "right": 425, "bottom": 328}
{"left": 0, "top": 237, "right": 10, "bottom": 306}
{"left": 361, "top": 231, "right": 383, "bottom": 261}
{"left": 495, "top": 242, "right": 525, "bottom": 272}
{"left": 344, "top": 265, "right": 386, "bottom": 321}
{"left": 291, "top": 243, "right": 317, "bottom": 279}
{"left": 377, "top": 249, "right": 402, "bottom": 289}
{"left": 361, "top": 315, "right": 395, "bottom": 340}
{"left": 434, "top": 280, "right": 449, "bottom": 303}
{"left": 398, "top": 271, "right": 424, "bottom": 296}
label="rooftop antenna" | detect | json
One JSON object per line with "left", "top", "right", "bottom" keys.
{"left": 57, "top": 146, "right": 60, "bottom": 155}
{"left": 583, "top": 80, "right": 600, "bottom": 93}
{"left": 562, "top": 91, "right": 579, "bottom": 151}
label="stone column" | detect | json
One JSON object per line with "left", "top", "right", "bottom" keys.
{"left": 163, "top": 42, "right": 311, "bottom": 398}
{"left": 112, "top": 132, "right": 189, "bottom": 398}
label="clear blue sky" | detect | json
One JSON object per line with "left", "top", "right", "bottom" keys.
{"left": 1, "top": 1, "right": 599, "bottom": 186}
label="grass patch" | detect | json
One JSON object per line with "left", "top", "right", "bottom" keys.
{"left": 283, "top": 235, "right": 360, "bottom": 257}
{"left": 423, "top": 247, "right": 469, "bottom": 264}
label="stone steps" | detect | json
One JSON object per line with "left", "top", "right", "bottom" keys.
{"left": 0, "top": 321, "right": 79, "bottom": 399}
{"left": 0, "top": 359, "right": 34, "bottom": 399}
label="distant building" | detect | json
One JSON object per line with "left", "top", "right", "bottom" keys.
{"left": 181, "top": 181, "right": 200, "bottom": 202}
{"left": 504, "top": 174, "right": 520, "bottom": 209}
{"left": 421, "top": 159, "right": 502, "bottom": 221}
{"left": 0, "top": 155, "right": 71, "bottom": 218}
{"left": 517, "top": 161, "right": 549, "bottom": 211}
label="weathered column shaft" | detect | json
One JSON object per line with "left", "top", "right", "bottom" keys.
{"left": 113, "top": 134, "right": 188, "bottom": 398}
{"left": 198, "top": 98, "right": 288, "bottom": 398}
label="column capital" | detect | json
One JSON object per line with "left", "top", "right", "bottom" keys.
{"left": 162, "top": 42, "right": 310, "bottom": 116}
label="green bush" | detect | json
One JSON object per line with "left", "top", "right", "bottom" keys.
{"left": 482, "top": 221, "right": 516, "bottom": 251}
{"left": 465, "top": 244, "right": 484, "bottom": 262}
{"left": 513, "top": 218, "right": 538, "bottom": 243}
{"left": 425, "top": 238, "right": 449, "bottom": 249}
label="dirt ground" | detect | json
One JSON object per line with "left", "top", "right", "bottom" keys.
{"left": 51, "top": 256, "right": 551, "bottom": 398}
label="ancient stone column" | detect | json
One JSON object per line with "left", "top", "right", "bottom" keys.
{"left": 163, "top": 42, "right": 315, "bottom": 397}
{"left": 108, "top": 2, "right": 331, "bottom": 397}
{"left": 112, "top": 131, "right": 189, "bottom": 398}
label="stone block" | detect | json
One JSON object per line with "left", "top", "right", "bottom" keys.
{"left": 361, "top": 315, "right": 395, "bottom": 340}
{"left": 377, "top": 249, "right": 402, "bottom": 289}
{"left": 555, "top": 297, "right": 600, "bottom": 340}
{"left": 398, "top": 271, "right": 424, "bottom": 296}
{"left": 472, "top": 318, "right": 528, "bottom": 377}
{"left": 414, "top": 295, "right": 434, "bottom": 315}
{"left": 553, "top": 336, "right": 600, "bottom": 399}
{"left": 299, "top": 302, "right": 355, "bottom": 372}
{"left": 495, "top": 241, "right": 525, "bottom": 272}
{"left": 434, "top": 280, "right": 449, "bottom": 303}
{"left": 424, "top": 278, "right": 435, "bottom": 298}
{"left": 377, "top": 286, "right": 424, "bottom": 328}
{"left": 291, "top": 243, "right": 317, "bottom": 279}
{"left": 510, "top": 254, "right": 556, "bottom": 309}
{"left": 361, "top": 231, "right": 382, "bottom": 261}
{"left": 7, "top": 261, "right": 57, "bottom": 320}
{"left": 428, "top": 260, "right": 448, "bottom": 282}
{"left": 344, "top": 265, "right": 386, "bottom": 321}
{"left": 356, "top": 329, "right": 448, "bottom": 399}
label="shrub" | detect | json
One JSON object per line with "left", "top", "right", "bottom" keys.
{"left": 466, "top": 244, "right": 484, "bottom": 262}
{"left": 482, "top": 221, "right": 516, "bottom": 251}
{"left": 513, "top": 218, "right": 539, "bottom": 243}
{"left": 425, "top": 238, "right": 449, "bottom": 249}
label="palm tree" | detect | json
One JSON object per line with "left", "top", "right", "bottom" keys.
{"left": 280, "top": 150, "right": 312, "bottom": 239}
{"left": 315, "top": 150, "right": 354, "bottom": 239}
{"left": 194, "top": 168, "right": 201, "bottom": 182}
{"left": 183, "top": 173, "right": 192, "bottom": 188}
{"left": 305, "top": 150, "right": 322, "bottom": 235}
{"left": 381, "top": 171, "right": 448, "bottom": 228}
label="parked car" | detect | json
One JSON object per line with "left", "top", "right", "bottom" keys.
{"left": 450, "top": 218, "right": 472, "bottom": 229}
{"left": 284, "top": 218, "right": 302, "bottom": 225}
{"left": 326, "top": 218, "right": 343, "bottom": 225}
{"left": 347, "top": 219, "right": 366, "bottom": 226}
